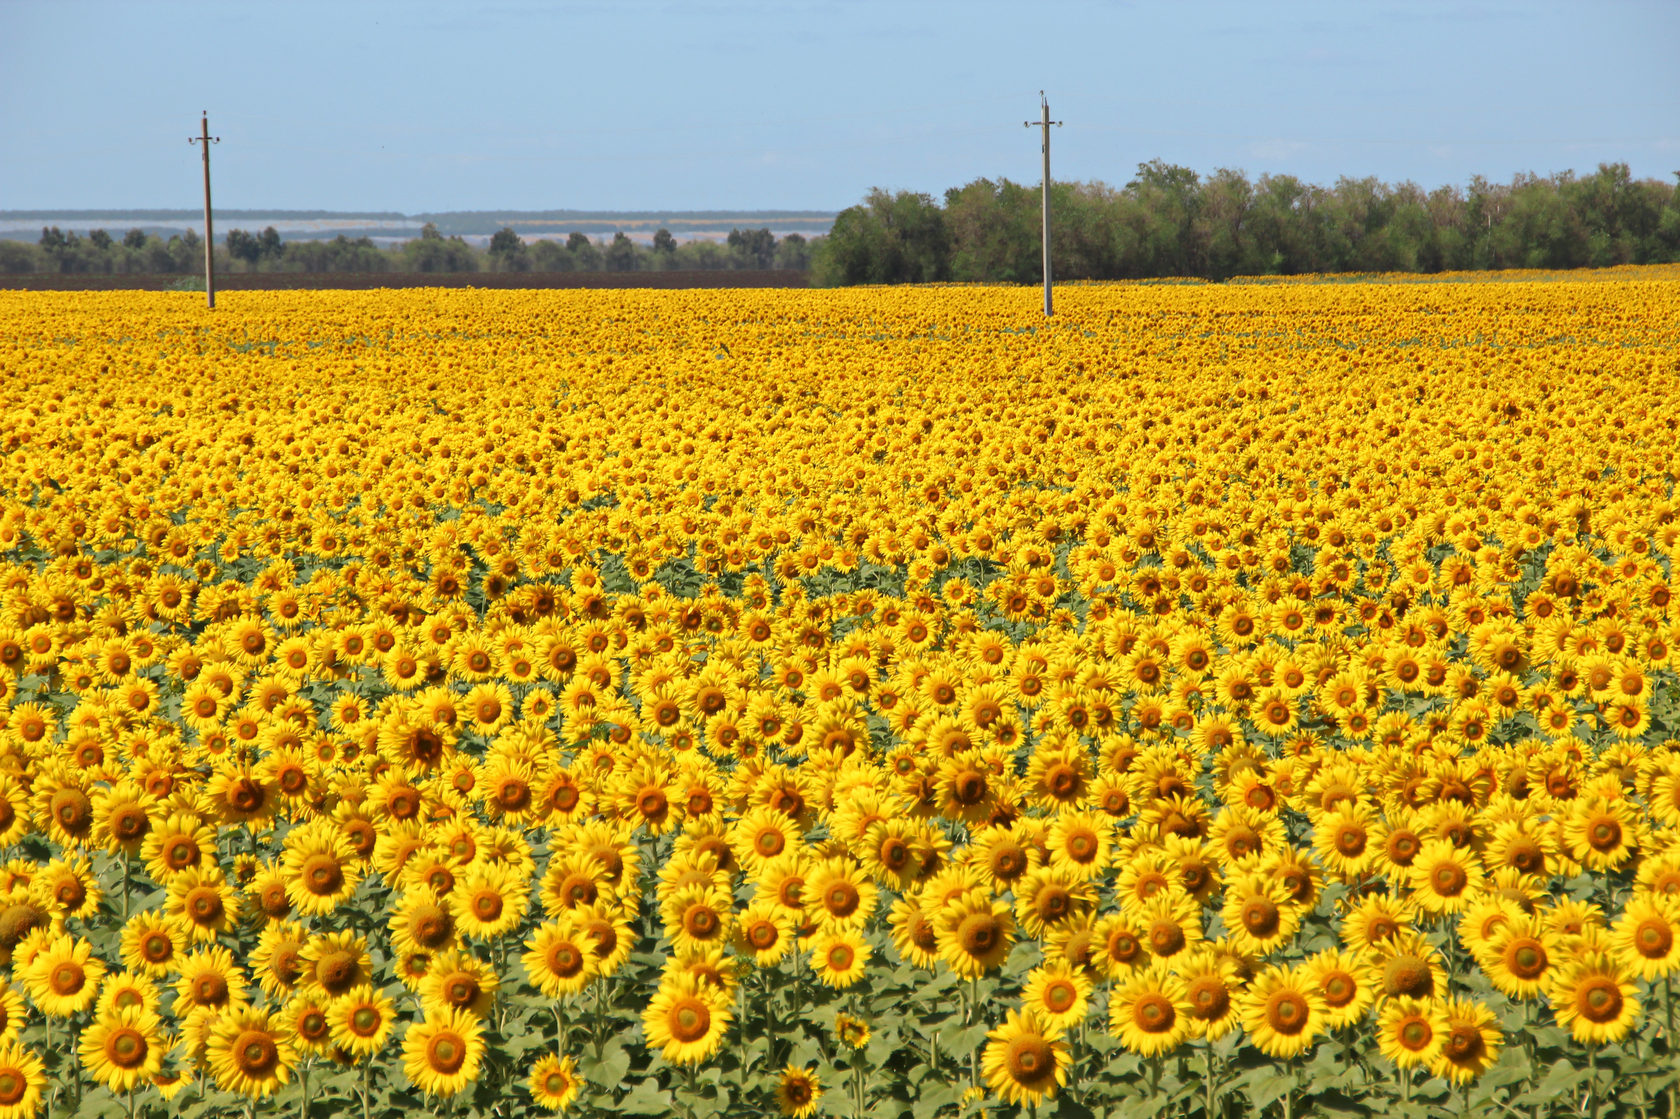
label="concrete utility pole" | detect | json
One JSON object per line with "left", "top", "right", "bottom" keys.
{"left": 1024, "top": 92, "right": 1061, "bottom": 316}
{"left": 188, "top": 112, "right": 219, "bottom": 309}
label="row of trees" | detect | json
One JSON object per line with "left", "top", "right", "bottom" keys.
{"left": 10, "top": 162, "right": 1677, "bottom": 282}
{"left": 0, "top": 223, "right": 814, "bottom": 275}
{"left": 812, "top": 161, "right": 1680, "bottom": 284}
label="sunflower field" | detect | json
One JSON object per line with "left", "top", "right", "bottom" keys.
{"left": 0, "top": 271, "right": 1678, "bottom": 1119}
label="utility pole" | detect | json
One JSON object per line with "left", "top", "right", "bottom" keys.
{"left": 188, "top": 112, "right": 219, "bottom": 309}
{"left": 1024, "top": 92, "right": 1061, "bottom": 316}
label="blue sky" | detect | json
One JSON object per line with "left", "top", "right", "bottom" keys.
{"left": 2, "top": 0, "right": 1676, "bottom": 212}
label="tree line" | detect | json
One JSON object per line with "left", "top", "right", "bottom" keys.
{"left": 8, "top": 161, "right": 1677, "bottom": 283}
{"left": 810, "top": 161, "right": 1680, "bottom": 284}
{"left": 0, "top": 223, "right": 814, "bottom": 275}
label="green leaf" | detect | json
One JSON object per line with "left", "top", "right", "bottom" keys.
{"left": 579, "top": 1036, "right": 632, "bottom": 1087}
{"left": 1245, "top": 1071, "right": 1296, "bottom": 1110}
{"left": 618, "top": 1078, "right": 673, "bottom": 1116}
{"left": 1053, "top": 1094, "right": 1098, "bottom": 1119}
{"left": 910, "top": 1080, "right": 959, "bottom": 1119}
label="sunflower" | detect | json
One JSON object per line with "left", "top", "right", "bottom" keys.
{"left": 1108, "top": 965, "right": 1193, "bottom": 1056}
{"left": 1172, "top": 948, "right": 1242, "bottom": 1039}
{"left": 933, "top": 889, "right": 1016, "bottom": 977}
{"left": 1238, "top": 964, "right": 1325, "bottom": 1058}
{"left": 1311, "top": 803, "right": 1379, "bottom": 880}
{"left": 79, "top": 1003, "right": 167, "bottom": 1091}
{"left": 572, "top": 902, "right": 635, "bottom": 978}
{"left": 1339, "top": 891, "right": 1416, "bottom": 954}
{"left": 402, "top": 1005, "right": 486, "bottom": 1097}
{"left": 418, "top": 947, "right": 497, "bottom": 1014}
{"left": 808, "top": 928, "right": 871, "bottom": 989}
{"left": 1220, "top": 872, "right": 1302, "bottom": 957}
{"left": 89, "top": 780, "right": 154, "bottom": 856}
{"left": 1376, "top": 997, "right": 1448, "bottom": 1070}
{"left": 282, "top": 991, "right": 336, "bottom": 1057}
{"left": 731, "top": 808, "right": 802, "bottom": 875}
{"left": 1430, "top": 997, "right": 1501, "bottom": 1084}
{"left": 803, "top": 857, "right": 879, "bottom": 932}
{"left": 833, "top": 1010, "right": 871, "bottom": 1049}
{"left": 1371, "top": 929, "right": 1447, "bottom": 1002}
{"left": 21, "top": 933, "right": 105, "bottom": 1017}
{"left": 166, "top": 866, "right": 242, "bottom": 943}
{"left": 969, "top": 824, "right": 1042, "bottom": 893}
{"left": 529, "top": 1053, "right": 583, "bottom": 1112}
{"left": 641, "top": 973, "right": 732, "bottom": 1065}
{"left": 120, "top": 911, "right": 184, "bottom": 977}
{"left": 980, "top": 1008, "right": 1070, "bottom": 1106}
{"left": 887, "top": 895, "right": 941, "bottom": 970}
{"left": 662, "top": 884, "right": 734, "bottom": 957}
{"left": 173, "top": 945, "right": 249, "bottom": 1015}
{"left": 774, "top": 1064, "right": 822, "bottom": 1118}
{"left": 280, "top": 821, "right": 360, "bottom": 917}
{"left": 328, "top": 983, "right": 397, "bottom": 1059}
{"left": 1134, "top": 892, "right": 1203, "bottom": 963}
{"left": 207, "top": 1004, "right": 297, "bottom": 1099}
{"left": 139, "top": 812, "right": 217, "bottom": 883}
{"left": 94, "top": 971, "right": 161, "bottom": 1019}
{"left": 1021, "top": 961, "right": 1092, "bottom": 1032}
{"left": 1549, "top": 951, "right": 1641, "bottom": 1044}
{"left": 522, "top": 919, "right": 596, "bottom": 998}
{"left": 1013, "top": 865, "right": 1095, "bottom": 940}
{"left": 388, "top": 891, "right": 459, "bottom": 959}
{"left": 1046, "top": 810, "right": 1113, "bottom": 881}
{"left": 0, "top": 1041, "right": 44, "bottom": 1119}
{"left": 0, "top": 988, "right": 23, "bottom": 1046}
{"left": 31, "top": 855, "right": 101, "bottom": 922}
{"left": 298, "top": 931, "right": 373, "bottom": 1001}
{"left": 1560, "top": 797, "right": 1641, "bottom": 872}
{"left": 1407, "top": 840, "right": 1486, "bottom": 915}
{"left": 450, "top": 861, "right": 531, "bottom": 941}
{"left": 733, "top": 901, "right": 795, "bottom": 966}
{"left": 1303, "top": 949, "right": 1376, "bottom": 1029}
{"left": 1609, "top": 893, "right": 1680, "bottom": 980}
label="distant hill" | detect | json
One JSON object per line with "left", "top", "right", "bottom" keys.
{"left": 0, "top": 209, "right": 837, "bottom": 245}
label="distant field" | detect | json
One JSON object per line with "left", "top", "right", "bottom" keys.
{"left": 0, "top": 269, "right": 809, "bottom": 290}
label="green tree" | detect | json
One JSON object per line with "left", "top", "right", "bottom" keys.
{"left": 604, "top": 232, "right": 639, "bottom": 271}
{"left": 944, "top": 178, "right": 1039, "bottom": 282}
{"left": 226, "top": 229, "right": 262, "bottom": 265}
{"left": 726, "top": 227, "right": 777, "bottom": 269}
{"left": 812, "top": 189, "right": 949, "bottom": 286}
{"left": 774, "top": 233, "right": 811, "bottom": 270}
{"left": 487, "top": 227, "right": 528, "bottom": 272}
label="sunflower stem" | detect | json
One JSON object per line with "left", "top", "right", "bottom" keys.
{"left": 1667, "top": 976, "right": 1678, "bottom": 1119}
{"left": 969, "top": 978, "right": 981, "bottom": 1093}
{"left": 1205, "top": 1042, "right": 1218, "bottom": 1119}
{"left": 852, "top": 1043, "right": 866, "bottom": 1119}
{"left": 299, "top": 1058, "right": 309, "bottom": 1119}
{"left": 361, "top": 1056, "right": 372, "bottom": 1119}
{"left": 121, "top": 848, "right": 131, "bottom": 920}
{"left": 1587, "top": 1045, "right": 1599, "bottom": 1119}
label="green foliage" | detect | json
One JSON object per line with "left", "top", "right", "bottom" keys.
{"left": 813, "top": 162, "right": 1680, "bottom": 286}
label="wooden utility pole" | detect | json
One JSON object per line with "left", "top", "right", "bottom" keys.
{"left": 188, "top": 112, "right": 219, "bottom": 308}
{"left": 1024, "top": 92, "right": 1062, "bottom": 316}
